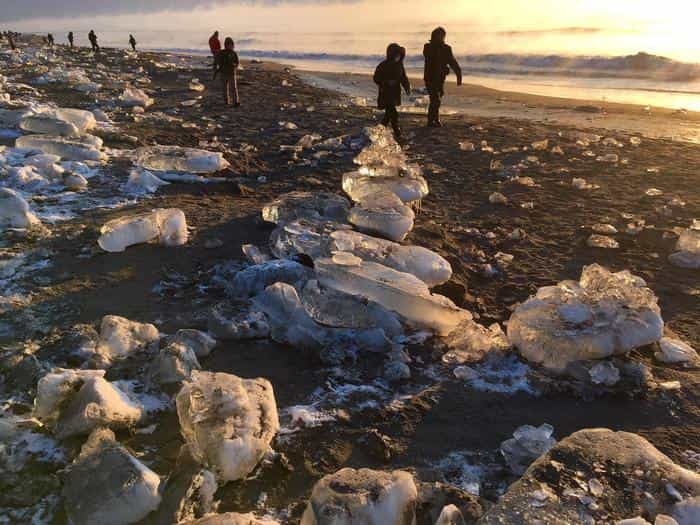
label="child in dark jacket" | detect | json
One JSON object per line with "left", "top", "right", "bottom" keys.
{"left": 213, "top": 37, "right": 240, "bottom": 107}
{"left": 373, "top": 43, "right": 410, "bottom": 138}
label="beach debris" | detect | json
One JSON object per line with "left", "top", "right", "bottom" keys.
{"left": 587, "top": 234, "right": 619, "bottom": 249}
{"left": 300, "top": 468, "right": 418, "bottom": 525}
{"left": 508, "top": 264, "right": 664, "bottom": 372}
{"left": 655, "top": 338, "right": 698, "bottom": 364}
{"left": 572, "top": 177, "right": 598, "bottom": 190}
{"left": 0, "top": 187, "right": 40, "bottom": 229}
{"left": 489, "top": 192, "right": 508, "bottom": 205}
{"left": 119, "top": 86, "right": 154, "bottom": 108}
{"left": 669, "top": 220, "right": 700, "bottom": 269}
{"left": 531, "top": 139, "right": 549, "bottom": 151}
{"left": 135, "top": 145, "right": 230, "bottom": 174}
{"left": 646, "top": 188, "right": 664, "bottom": 197}
{"left": 98, "top": 208, "right": 188, "bottom": 252}
{"left": 262, "top": 191, "right": 350, "bottom": 225}
{"left": 189, "top": 78, "right": 205, "bottom": 92}
{"left": 34, "top": 369, "right": 145, "bottom": 439}
{"left": 597, "top": 153, "right": 619, "bottom": 163}
{"left": 501, "top": 423, "right": 556, "bottom": 475}
{"left": 316, "top": 253, "right": 471, "bottom": 336}
{"left": 62, "top": 428, "right": 161, "bottom": 525}
{"left": 175, "top": 370, "right": 279, "bottom": 482}
{"left": 630, "top": 136, "right": 642, "bottom": 146}
{"left": 15, "top": 133, "right": 106, "bottom": 161}
{"left": 459, "top": 141, "right": 476, "bottom": 151}
{"left": 592, "top": 223, "right": 618, "bottom": 235}
{"left": 481, "top": 429, "right": 700, "bottom": 524}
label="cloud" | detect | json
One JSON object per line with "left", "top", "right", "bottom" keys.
{"left": 2, "top": 0, "right": 360, "bottom": 23}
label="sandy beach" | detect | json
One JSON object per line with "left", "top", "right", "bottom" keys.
{"left": 1, "top": 36, "right": 699, "bottom": 525}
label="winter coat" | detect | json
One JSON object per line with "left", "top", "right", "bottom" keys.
{"left": 423, "top": 41, "right": 461, "bottom": 86}
{"left": 215, "top": 49, "right": 239, "bottom": 77}
{"left": 373, "top": 44, "right": 410, "bottom": 109}
{"left": 209, "top": 36, "right": 222, "bottom": 55}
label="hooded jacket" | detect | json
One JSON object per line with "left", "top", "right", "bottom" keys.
{"left": 209, "top": 35, "right": 222, "bottom": 55}
{"left": 373, "top": 43, "right": 411, "bottom": 109}
{"left": 423, "top": 40, "right": 462, "bottom": 86}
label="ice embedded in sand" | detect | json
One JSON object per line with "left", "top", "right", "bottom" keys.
{"left": 175, "top": 370, "right": 279, "bottom": 482}
{"left": 135, "top": 145, "right": 230, "bottom": 174}
{"left": 300, "top": 467, "right": 418, "bottom": 525}
{"left": 669, "top": 220, "right": 700, "bottom": 269}
{"left": 0, "top": 187, "right": 40, "bottom": 229}
{"left": 15, "top": 133, "right": 106, "bottom": 161}
{"left": 507, "top": 264, "right": 664, "bottom": 372}
{"left": 62, "top": 428, "right": 161, "bottom": 525}
{"left": 34, "top": 369, "right": 144, "bottom": 438}
{"left": 119, "top": 86, "right": 155, "bottom": 108}
{"left": 500, "top": 423, "right": 557, "bottom": 475}
{"left": 329, "top": 229, "right": 452, "bottom": 287}
{"left": 98, "top": 208, "right": 188, "bottom": 252}
{"left": 95, "top": 314, "right": 160, "bottom": 363}
{"left": 316, "top": 253, "right": 471, "bottom": 336}
{"left": 262, "top": 191, "right": 351, "bottom": 225}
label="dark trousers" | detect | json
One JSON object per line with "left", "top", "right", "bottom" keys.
{"left": 426, "top": 81, "right": 444, "bottom": 124}
{"left": 222, "top": 73, "right": 239, "bottom": 105}
{"left": 382, "top": 105, "right": 400, "bottom": 134}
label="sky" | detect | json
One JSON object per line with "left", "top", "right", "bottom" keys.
{"left": 4, "top": 1, "right": 699, "bottom": 61}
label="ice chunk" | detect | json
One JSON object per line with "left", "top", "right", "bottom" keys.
{"left": 656, "top": 338, "right": 697, "bottom": 364}
{"left": 98, "top": 208, "right": 188, "bottom": 252}
{"left": 189, "top": 78, "right": 206, "bottom": 92}
{"left": 63, "top": 428, "right": 161, "bottom": 525}
{"left": 63, "top": 171, "right": 89, "bottom": 190}
{"left": 342, "top": 170, "right": 429, "bottom": 204}
{"left": 329, "top": 229, "right": 452, "bottom": 287}
{"left": 262, "top": 191, "right": 350, "bottom": 225}
{"left": 508, "top": 264, "right": 664, "bottom": 372}
{"left": 171, "top": 329, "right": 217, "bottom": 358}
{"left": 150, "top": 342, "right": 202, "bottom": 385}
{"left": 175, "top": 370, "right": 279, "bottom": 482}
{"left": 489, "top": 192, "right": 508, "bottom": 205}
{"left": 270, "top": 218, "right": 350, "bottom": 260}
{"left": 354, "top": 125, "right": 408, "bottom": 169}
{"left": 228, "top": 259, "right": 312, "bottom": 298}
{"left": 185, "top": 513, "right": 280, "bottom": 525}
{"left": 316, "top": 254, "right": 471, "bottom": 336}
{"left": 500, "top": 424, "right": 556, "bottom": 475}
{"left": 208, "top": 305, "right": 270, "bottom": 341}
{"left": 301, "top": 279, "right": 403, "bottom": 336}
{"left": 19, "top": 114, "right": 80, "bottom": 136}
{"left": 669, "top": 221, "right": 700, "bottom": 269}
{"left": 119, "top": 86, "right": 155, "bottom": 108}
{"left": 348, "top": 191, "right": 415, "bottom": 242}
{"left": 125, "top": 168, "right": 169, "bottom": 194}
{"left": 442, "top": 321, "right": 510, "bottom": 364}
{"left": 0, "top": 187, "right": 40, "bottom": 229}
{"left": 135, "top": 145, "right": 230, "bottom": 174}
{"left": 35, "top": 370, "right": 144, "bottom": 438}
{"left": 15, "top": 133, "right": 106, "bottom": 161}
{"left": 436, "top": 505, "right": 466, "bottom": 525}
{"left": 587, "top": 234, "right": 619, "bottom": 249}
{"left": 300, "top": 468, "right": 417, "bottom": 525}
{"left": 95, "top": 315, "right": 160, "bottom": 363}
{"left": 589, "top": 361, "right": 621, "bottom": 386}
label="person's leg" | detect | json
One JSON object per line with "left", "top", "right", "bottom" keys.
{"left": 387, "top": 106, "right": 400, "bottom": 137}
{"left": 222, "top": 78, "right": 231, "bottom": 105}
{"left": 232, "top": 71, "right": 240, "bottom": 106}
{"left": 426, "top": 83, "right": 438, "bottom": 125}
{"left": 381, "top": 108, "right": 390, "bottom": 126}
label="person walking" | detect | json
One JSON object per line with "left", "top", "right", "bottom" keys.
{"left": 88, "top": 30, "right": 99, "bottom": 52}
{"left": 373, "top": 43, "right": 411, "bottom": 138}
{"left": 67, "top": 31, "right": 74, "bottom": 48}
{"left": 213, "top": 37, "right": 240, "bottom": 107}
{"left": 423, "top": 27, "right": 462, "bottom": 127}
{"left": 47, "top": 33, "right": 54, "bottom": 47}
{"left": 129, "top": 34, "right": 137, "bottom": 52}
{"left": 209, "top": 31, "right": 221, "bottom": 72}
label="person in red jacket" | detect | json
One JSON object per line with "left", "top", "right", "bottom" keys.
{"left": 209, "top": 31, "right": 221, "bottom": 72}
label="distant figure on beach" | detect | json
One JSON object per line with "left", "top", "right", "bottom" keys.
{"left": 47, "top": 33, "right": 54, "bottom": 47}
{"left": 129, "top": 34, "right": 137, "bottom": 52}
{"left": 8, "top": 32, "right": 16, "bottom": 51}
{"left": 67, "top": 31, "right": 74, "bottom": 48}
{"left": 423, "top": 27, "right": 462, "bottom": 127}
{"left": 213, "top": 37, "right": 240, "bottom": 107}
{"left": 88, "top": 30, "right": 99, "bottom": 52}
{"left": 373, "top": 43, "right": 411, "bottom": 138}
{"left": 209, "top": 30, "right": 221, "bottom": 71}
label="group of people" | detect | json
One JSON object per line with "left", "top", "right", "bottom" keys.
{"left": 374, "top": 26, "right": 462, "bottom": 137}
{"left": 47, "top": 30, "right": 137, "bottom": 52}
{"left": 209, "top": 31, "right": 240, "bottom": 107}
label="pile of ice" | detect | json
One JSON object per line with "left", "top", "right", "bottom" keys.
{"left": 300, "top": 468, "right": 418, "bottom": 525}
{"left": 135, "top": 145, "right": 230, "bottom": 174}
{"left": 119, "top": 86, "right": 154, "bottom": 108}
{"left": 508, "top": 264, "right": 664, "bottom": 372}
{"left": 98, "top": 208, "right": 188, "bottom": 252}
{"left": 342, "top": 125, "right": 426, "bottom": 241}
{"left": 669, "top": 220, "right": 700, "bottom": 269}
{"left": 175, "top": 371, "right": 280, "bottom": 482}
{"left": 34, "top": 67, "right": 101, "bottom": 93}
